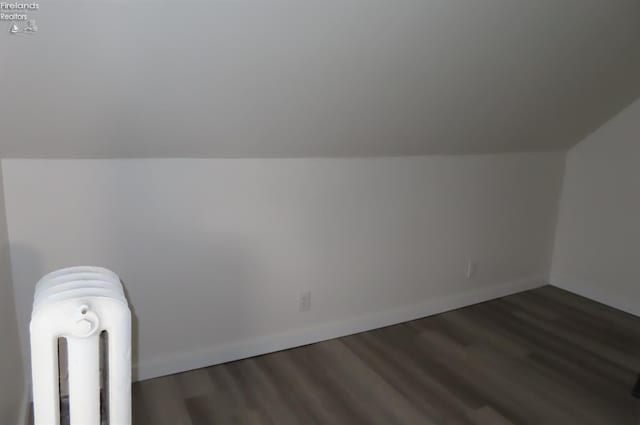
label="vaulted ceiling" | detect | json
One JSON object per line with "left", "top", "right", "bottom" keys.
{"left": 1, "top": 0, "right": 639, "bottom": 158}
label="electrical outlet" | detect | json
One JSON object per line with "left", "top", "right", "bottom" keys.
{"left": 299, "top": 291, "right": 312, "bottom": 312}
{"left": 466, "top": 260, "right": 476, "bottom": 279}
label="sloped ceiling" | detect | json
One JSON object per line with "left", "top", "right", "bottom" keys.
{"left": 1, "top": 0, "right": 639, "bottom": 158}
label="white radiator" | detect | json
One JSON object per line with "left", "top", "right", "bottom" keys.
{"left": 30, "top": 266, "right": 132, "bottom": 425}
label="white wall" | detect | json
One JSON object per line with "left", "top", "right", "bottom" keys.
{"left": 552, "top": 98, "right": 640, "bottom": 316}
{"left": 0, "top": 165, "right": 26, "bottom": 424}
{"left": 3, "top": 153, "right": 565, "bottom": 380}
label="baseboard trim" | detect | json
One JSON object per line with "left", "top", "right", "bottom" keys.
{"left": 550, "top": 278, "right": 640, "bottom": 317}
{"left": 16, "top": 379, "right": 29, "bottom": 425}
{"left": 134, "top": 275, "right": 545, "bottom": 381}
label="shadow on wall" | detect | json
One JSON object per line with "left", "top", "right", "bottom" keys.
{"left": 9, "top": 242, "right": 45, "bottom": 379}
{"left": 10, "top": 163, "right": 272, "bottom": 384}
{"left": 119, "top": 280, "right": 139, "bottom": 381}
{"left": 106, "top": 226, "right": 268, "bottom": 375}
{"left": 91, "top": 162, "right": 277, "bottom": 377}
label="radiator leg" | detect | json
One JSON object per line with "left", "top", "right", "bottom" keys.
{"left": 30, "top": 322, "right": 61, "bottom": 425}
{"left": 106, "top": 307, "right": 132, "bottom": 425}
{"left": 68, "top": 335, "right": 101, "bottom": 425}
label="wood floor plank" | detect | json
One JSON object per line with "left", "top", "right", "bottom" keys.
{"left": 472, "top": 406, "right": 516, "bottom": 425}
{"left": 137, "top": 376, "right": 192, "bottom": 425}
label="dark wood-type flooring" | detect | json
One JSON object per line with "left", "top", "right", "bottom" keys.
{"left": 34, "top": 286, "right": 640, "bottom": 424}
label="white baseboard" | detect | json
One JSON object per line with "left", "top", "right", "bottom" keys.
{"left": 550, "top": 277, "right": 640, "bottom": 317}
{"left": 16, "top": 379, "right": 29, "bottom": 425}
{"left": 135, "top": 275, "right": 545, "bottom": 381}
